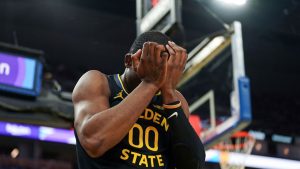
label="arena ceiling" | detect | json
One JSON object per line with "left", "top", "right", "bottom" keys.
{"left": 0, "top": 0, "right": 300, "bottom": 135}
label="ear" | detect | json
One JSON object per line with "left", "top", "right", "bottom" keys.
{"left": 124, "top": 53, "right": 132, "bottom": 68}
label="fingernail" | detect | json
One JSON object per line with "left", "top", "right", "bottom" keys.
{"left": 171, "top": 41, "right": 175, "bottom": 44}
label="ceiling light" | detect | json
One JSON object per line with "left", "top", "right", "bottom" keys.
{"left": 217, "top": 0, "right": 248, "bottom": 6}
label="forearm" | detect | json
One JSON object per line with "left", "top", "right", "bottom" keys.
{"left": 166, "top": 106, "right": 205, "bottom": 169}
{"left": 162, "top": 91, "right": 205, "bottom": 169}
{"left": 82, "top": 81, "right": 158, "bottom": 155}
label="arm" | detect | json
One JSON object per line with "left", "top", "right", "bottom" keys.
{"left": 73, "top": 42, "right": 168, "bottom": 158}
{"left": 161, "top": 41, "right": 205, "bottom": 168}
{"left": 163, "top": 90, "right": 206, "bottom": 169}
{"left": 163, "top": 90, "right": 190, "bottom": 118}
{"left": 73, "top": 70, "right": 159, "bottom": 158}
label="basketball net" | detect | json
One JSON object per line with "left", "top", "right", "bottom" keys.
{"left": 213, "top": 131, "right": 255, "bottom": 169}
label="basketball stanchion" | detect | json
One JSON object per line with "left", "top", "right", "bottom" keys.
{"left": 213, "top": 131, "right": 256, "bottom": 169}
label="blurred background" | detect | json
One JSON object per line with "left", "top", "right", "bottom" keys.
{"left": 0, "top": 0, "right": 299, "bottom": 169}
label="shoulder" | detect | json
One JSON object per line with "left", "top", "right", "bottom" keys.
{"left": 72, "top": 70, "right": 110, "bottom": 103}
{"left": 175, "top": 90, "right": 190, "bottom": 118}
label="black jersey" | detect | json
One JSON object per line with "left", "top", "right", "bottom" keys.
{"left": 75, "top": 74, "right": 173, "bottom": 169}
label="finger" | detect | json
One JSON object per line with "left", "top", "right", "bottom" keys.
{"left": 148, "top": 42, "right": 157, "bottom": 62}
{"left": 154, "top": 44, "right": 165, "bottom": 65}
{"left": 135, "top": 48, "right": 142, "bottom": 55}
{"left": 160, "top": 51, "right": 168, "bottom": 80}
{"left": 166, "top": 44, "right": 176, "bottom": 56}
{"left": 168, "top": 41, "right": 181, "bottom": 64}
{"left": 161, "top": 52, "right": 168, "bottom": 63}
{"left": 161, "top": 51, "right": 169, "bottom": 60}
{"left": 168, "top": 41, "right": 181, "bottom": 52}
{"left": 141, "top": 42, "right": 150, "bottom": 62}
{"left": 166, "top": 44, "right": 176, "bottom": 55}
{"left": 167, "top": 41, "right": 177, "bottom": 55}
{"left": 169, "top": 42, "right": 186, "bottom": 67}
{"left": 131, "top": 49, "right": 142, "bottom": 71}
{"left": 180, "top": 52, "right": 188, "bottom": 72}
{"left": 166, "top": 44, "right": 176, "bottom": 64}
{"left": 179, "top": 47, "right": 187, "bottom": 66}
{"left": 132, "top": 49, "right": 142, "bottom": 60}
{"left": 166, "top": 45, "right": 176, "bottom": 65}
{"left": 161, "top": 51, "right": 169, "bottom": 61}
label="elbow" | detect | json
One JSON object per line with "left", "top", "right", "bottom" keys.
{"left": 75, "top": 118, "right": 111, "bottom": 158}
{"left": 83, "top": 139, "right": 106, "bottom": 158}
{"left": 79, "top": 131, "right": 108, "bottom": 158}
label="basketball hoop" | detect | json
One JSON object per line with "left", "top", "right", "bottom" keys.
{"left": 213, "top": 131, "right": 255, "bottom": 169}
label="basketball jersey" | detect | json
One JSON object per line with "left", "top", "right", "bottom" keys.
{"left": 75, "top": 74, "right": 174, "bottom": 169}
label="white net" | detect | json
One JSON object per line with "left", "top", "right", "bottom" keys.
{"left": 214, "top": 132, "right": 256, "bottom": 169}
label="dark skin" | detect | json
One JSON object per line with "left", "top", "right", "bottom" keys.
{"left": 72, "top": 41, "right": 189, "bottom": 158}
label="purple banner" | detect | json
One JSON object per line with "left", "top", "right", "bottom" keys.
{"left": 39, "top": 126, "right": 76, "bottom": 144}
{"left": 0, "top": 122, "right": 39, "bottom": 139}
{"left": 0, "top": 121, "right": 75, "bottom": 145}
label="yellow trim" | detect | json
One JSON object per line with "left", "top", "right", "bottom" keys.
{"left": 152, "top": 104, "right": 164, "bottom": 110}
{"left": 117, "top": 74, "right": 129, "bottom": 95}
{"left": 163, "top": 101, "right": 182, "bottom": 109}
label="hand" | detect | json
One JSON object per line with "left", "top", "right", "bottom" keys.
{"left": 161, "top": 41, "right": 187, "bottom": 102}
{"left": 131, "top": 42, "right": 168, "bottom": 88}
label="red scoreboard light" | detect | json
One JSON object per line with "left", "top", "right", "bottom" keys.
{"left": 151, "top": 0, "right": 159, "bottom": 7}
{"left": 136, "top": 0, "right": 182, "bottom": 35}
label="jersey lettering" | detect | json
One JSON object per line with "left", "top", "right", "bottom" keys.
{"left": 139, "top": 108, "right": 169, "bottom": 132}
{"left": 128, "top": 123, "right": 144, "bottom": 149}
{"left": 120, "top": 107, "right": 168, "bottom": 168}
{"left": 120, "top": 149, "right": 165, "bottom": 167}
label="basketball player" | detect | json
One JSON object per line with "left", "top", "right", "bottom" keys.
{"left": 72, "top": 31, "right": 205, "bottom": 169}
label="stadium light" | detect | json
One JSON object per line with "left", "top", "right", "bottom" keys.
{"left": 217, "top": 0, "right": 248, "bottom": 6}
{"left": 10, "top": 148, "right": 19, "bottom": 158}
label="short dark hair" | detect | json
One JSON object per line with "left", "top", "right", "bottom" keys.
{"left": 129, "top": 31, "right": 171, "bottom": 53}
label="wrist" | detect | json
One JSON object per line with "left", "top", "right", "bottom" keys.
{"left": 163, "top": 101, "right": 181, "bottom": 109}
{"left": 161, "top": 89, "right": 178, "bottom": 104}
{"left": 140, "top": 81, "right": 160, "bottom": 93}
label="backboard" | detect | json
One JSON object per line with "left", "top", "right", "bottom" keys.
{"left": 136, "top": 0, "right": 181, "bottom": 35}
{"left": 179, "top": 21, "right": 252, "bottom": 149}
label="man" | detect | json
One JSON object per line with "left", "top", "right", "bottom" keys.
{"left": 72, "top": 31, "right": 205, "bottom": 169}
